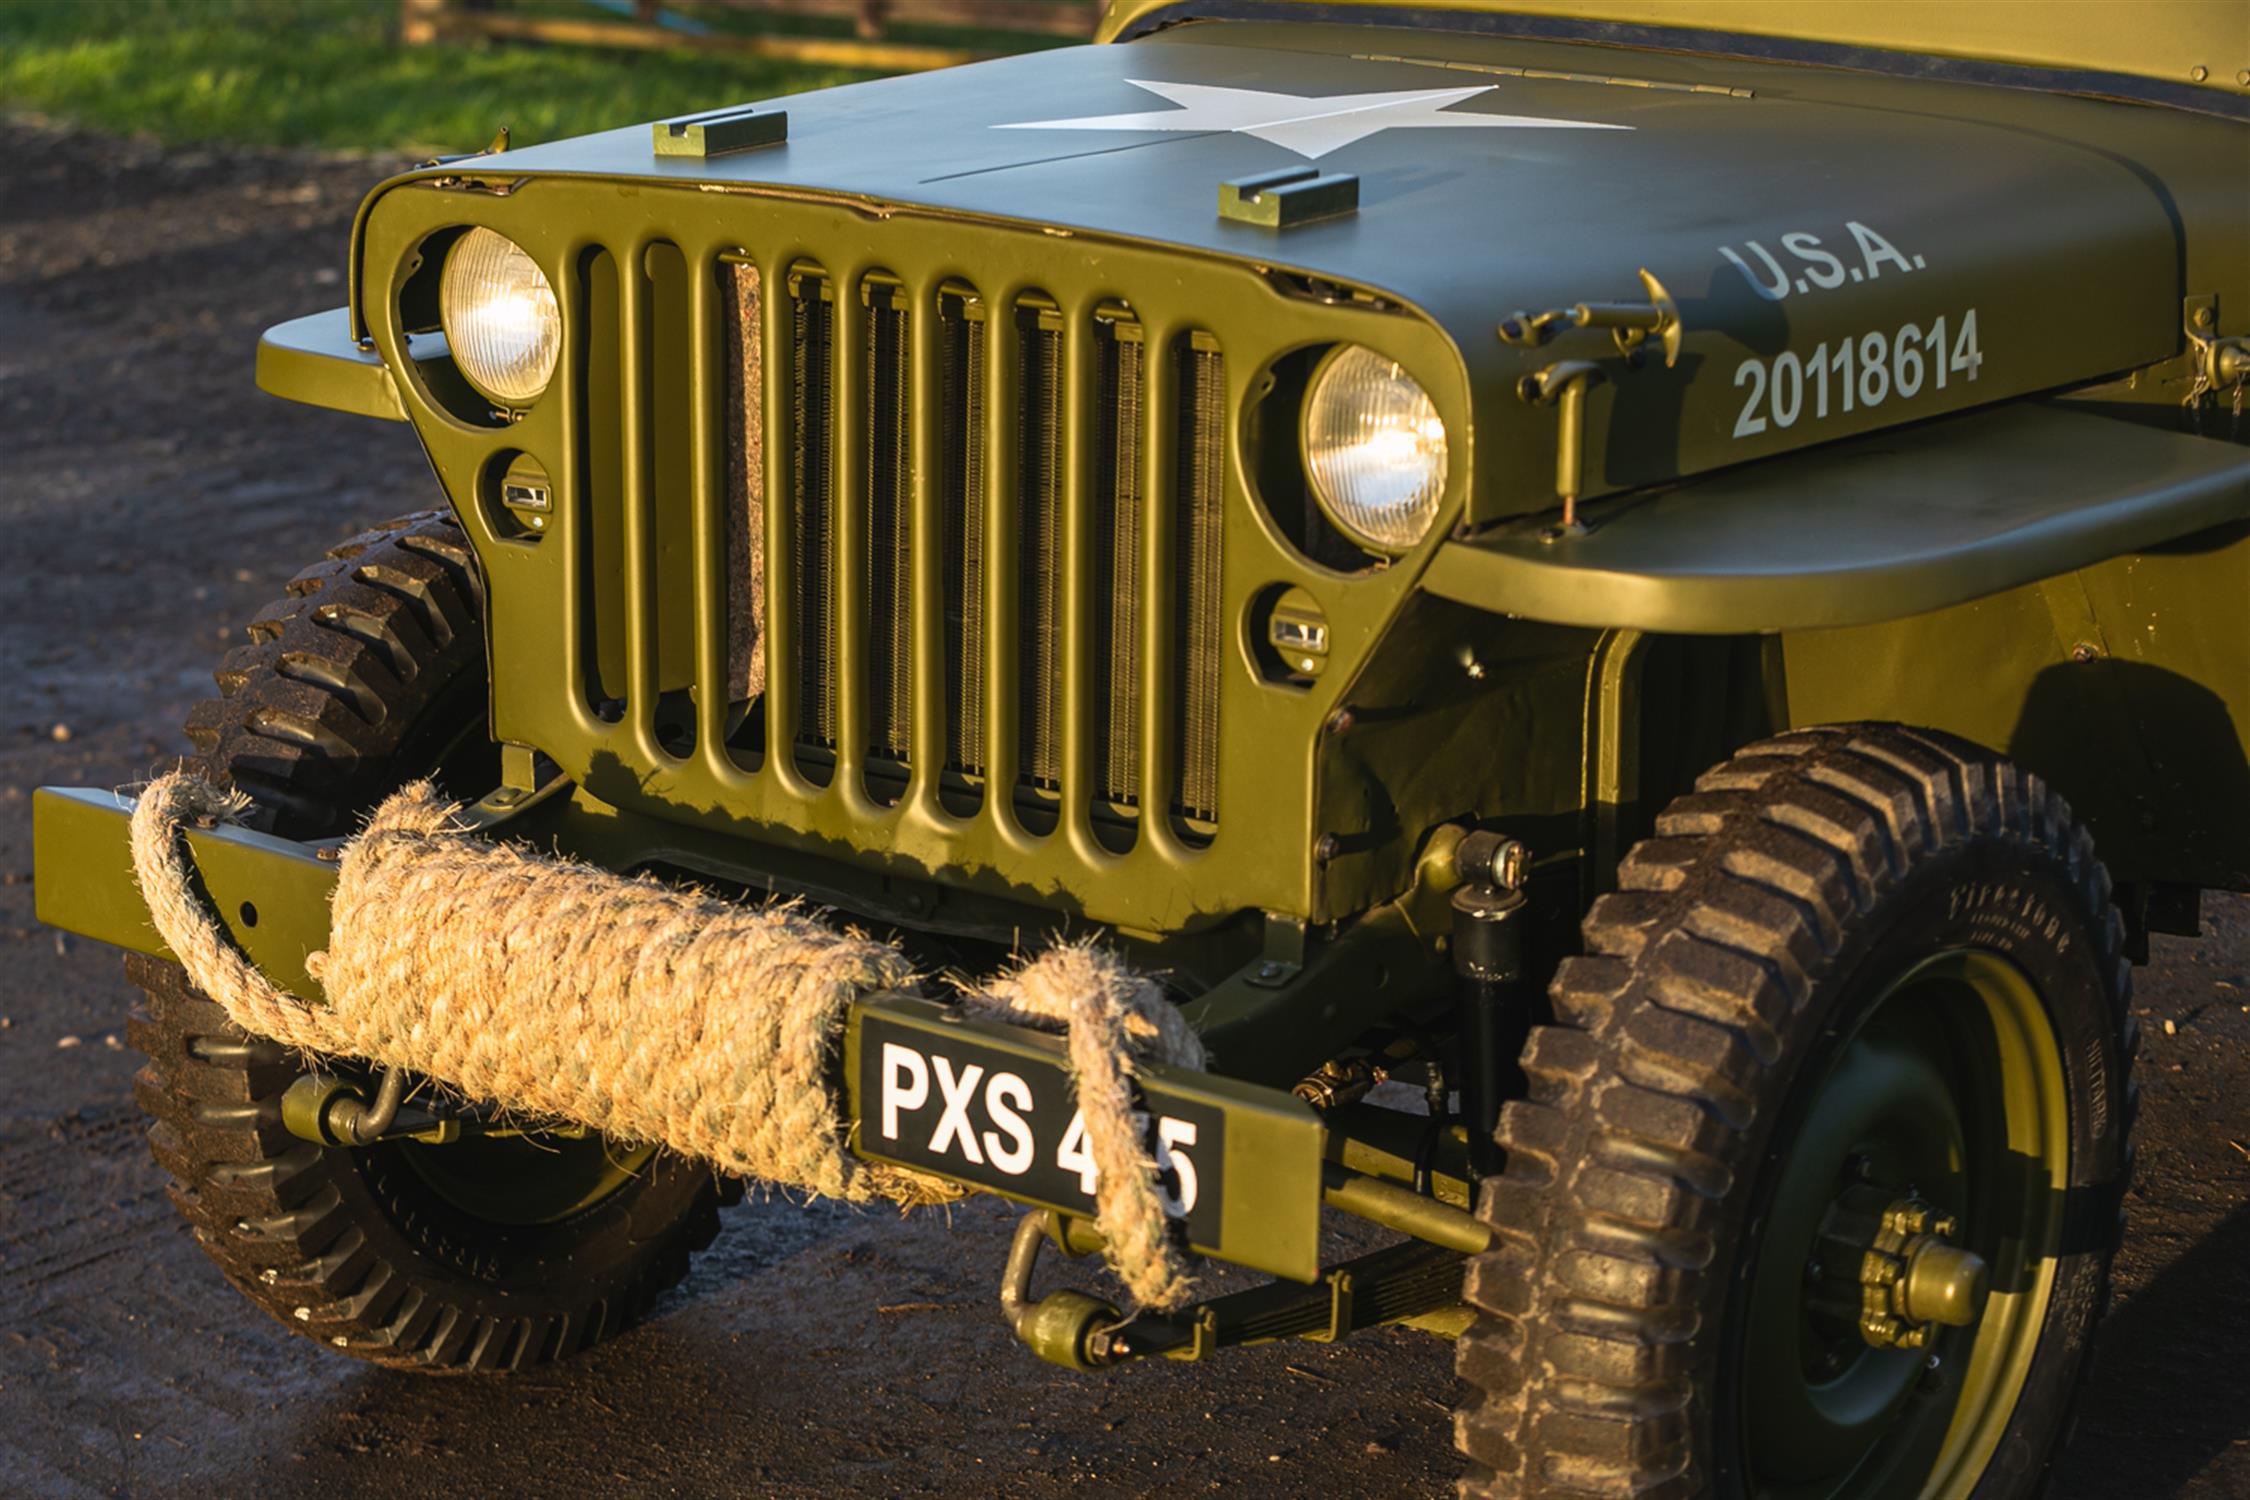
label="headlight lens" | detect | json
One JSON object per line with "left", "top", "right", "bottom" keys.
{"left": 1302, "top": 345, "right": 1448, "bottom": 552}
{"left": 439, "top": 228, "right": 560, "bottom": 405}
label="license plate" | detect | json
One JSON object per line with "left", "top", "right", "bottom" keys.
{"left": 847, "top": 997, "right": 1323, "bottom": 1283}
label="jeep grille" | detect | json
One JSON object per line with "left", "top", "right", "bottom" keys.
{"left": 721, "top": 266, "right": 1225, "bottom": 833}
{"left": 574, "top": 247, "right": 1228, "bottom": 849}
{"left": 363, "top": 177, "right": 1461, "bottom": 932}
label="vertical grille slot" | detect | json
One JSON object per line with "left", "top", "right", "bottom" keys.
{"left": 718, "top": 260, "right": 766, "bottom": 720}
{"left": 864, "top": 278, "right": 912, "bottom": 769}
{"left": 1172, "top": 333, "right": 1226, "bottom": 829}
{"left": 577, "top": 247, "right": 625, "bottom": 718}
{"left": 641, "top": 241, "right": 698, "bottom": 755}
{"left": 579, "top": 243, "right": 699, "bottom": 744}
{"left": 939, "top": 290, "right": 988, "bottom": 800}
{"left": 1093, "top": 314, "right": 1145, "bottom": 813}
{"left": 1017, "top": 301, "right": 1066, "bottom": 799}
{"left": 789, "top": 267, "right": 837, "bottom": 780}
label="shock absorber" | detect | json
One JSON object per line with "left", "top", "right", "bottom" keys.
{"left": 1451, "top": 832, "right": 1530, "bottom": 1180}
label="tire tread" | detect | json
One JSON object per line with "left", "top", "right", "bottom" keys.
{"left": 1455, "top": 724, "right": 2133, "bottom": 1498}
{"left": 128, "top": 513, "right": 721, "bottom": 1372}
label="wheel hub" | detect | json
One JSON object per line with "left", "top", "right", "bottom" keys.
{"left": 1855, "top": 1195, "right": 1989, "bottom": 1349}
{"left": 1735, "top": 949, "right": 2072, "bottom": 1498}
{"left": 1803, "top": 1184, "right": 1990, "bottom": 1353}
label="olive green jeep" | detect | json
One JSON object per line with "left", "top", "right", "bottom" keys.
{"left": 34, "top": 2, "right": 2250, "bottom": 1495}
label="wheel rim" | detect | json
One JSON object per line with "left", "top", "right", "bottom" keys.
{"left": 1735, "top": 949, "right": 2070, "bottom": 1499}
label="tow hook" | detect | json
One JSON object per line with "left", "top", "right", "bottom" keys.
{"left": 281, "top": 1068, "right": 414, "bottom": 1147}
{"left": 998, "top": 1211, "right": 1122, "bottom": 1372}
{"left": 278, "top": 1068, "right": 493, "bottom": 1147}
{"left": 998, "top": 1211, "right": 1209, "bottom": 1368}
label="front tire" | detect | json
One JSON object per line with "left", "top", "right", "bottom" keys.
{"left": 128, "top": 512, "right": 726, "bottom": 1371}
{"left": 1455, "top": 724, "right": 2134, "bottom": 1498}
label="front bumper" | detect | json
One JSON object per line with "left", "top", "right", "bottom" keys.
{"left": 32, "top": 783, "right": 1322, "bottom": 1281}
{"left": 35, "top": 785, "right": 336, "bottom": 996}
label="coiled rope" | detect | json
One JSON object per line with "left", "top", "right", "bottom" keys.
{"left": 129, "top": 771, "right": 1202, "bottom": 1310}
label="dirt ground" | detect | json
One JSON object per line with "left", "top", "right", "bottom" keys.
{"left": 2, "top": 114, "right": 2245, "bottom": 1498}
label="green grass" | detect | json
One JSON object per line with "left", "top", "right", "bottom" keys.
{"left": 0, "top": 0, "right": 902, "bottom": 157}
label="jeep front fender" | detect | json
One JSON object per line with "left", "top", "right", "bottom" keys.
{"left": 1424, "top": 402, "right": 2250, "bottom": 633}
{"left": 255, "top": 307, "right": 408, "bottom": 422}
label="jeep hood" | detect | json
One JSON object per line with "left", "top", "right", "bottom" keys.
{"left": 447, "top": 23, "right": 2183, "bottom": 512}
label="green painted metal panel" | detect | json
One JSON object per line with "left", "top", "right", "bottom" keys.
{"left": 224, "top": 10, "right": 2246, "bottom": 956}
{"left": 1423, "top": 405, "right": 2250, "bottom": 633}
{"left": 320, "top": 15, "right": 2242, "bottom": 933}
{"left": 1777, "top": 522, "right": 2250, "bottom": 895}
{"left": 255, "top": 308, "right": 408, "bottom": 422}
{"left": 357, "top": 175, "right": 1465, "bottom": 933}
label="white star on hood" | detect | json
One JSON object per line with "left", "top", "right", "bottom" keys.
{"left": 997, "top": 79, "right": 1629, "bottom": 160}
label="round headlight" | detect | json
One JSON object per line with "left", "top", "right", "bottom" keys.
{"left": 1301, "top": 345, "right": 1449, "bottom": 552}
{"left": 439, "top": 228, "right": 560, "bottom": 406}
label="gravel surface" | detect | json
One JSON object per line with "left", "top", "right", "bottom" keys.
{"left": 2, "top": 114, "right": 2245, "bottom": 1498}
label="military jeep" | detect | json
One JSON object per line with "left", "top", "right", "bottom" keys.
{"left": 32, "top": 1, "right": 2250, "bottom": 1495}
